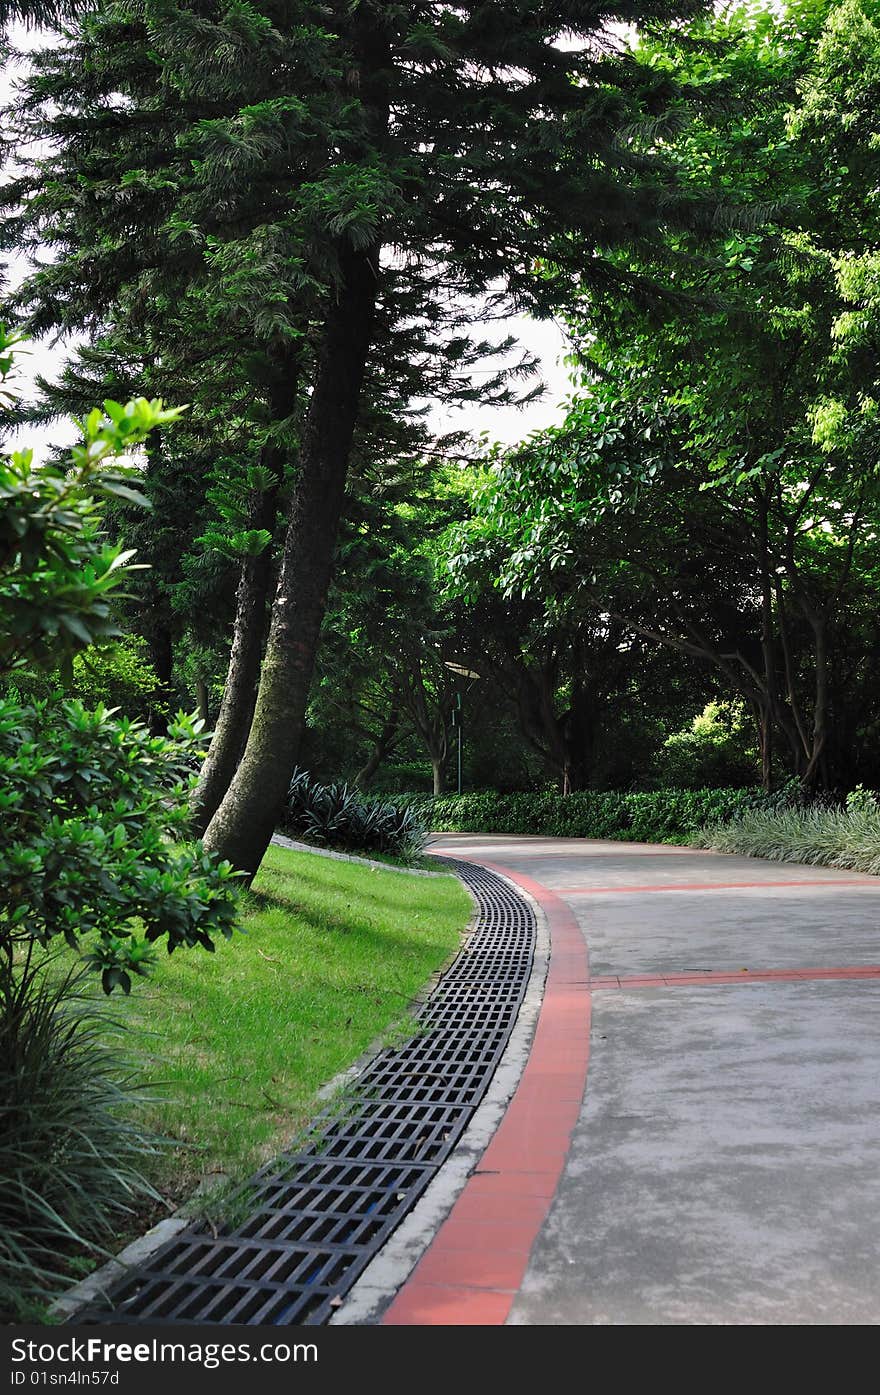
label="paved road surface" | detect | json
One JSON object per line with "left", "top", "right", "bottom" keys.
{"left": 431, "top": 834, "right": 880, "bottom": 1326}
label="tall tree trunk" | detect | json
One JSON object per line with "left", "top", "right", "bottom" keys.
{"left": 194, "top": 675, "right": 209, "bottom": 726}
{"left": 140, "top": 427, "right": 175, "bottom": 735}
{"left": 753, "top": 700, "right": 773, "bottom": 792}
{"left": 773, "top": 576, "right": 811, "bottom": 778}
{"left": 190, "top": 465, "right": 282, "bottom": 834}
{"left": 431, "top": 755, "right": 445, "bottom": 796}
{"left": 756, "top": 497, "right": 778, "bottom": 791}
{"left": 509, "top": 662, "right": 569, "bottom": 789}
{"left": 802, "top": 615, "right": 830, "bottom": 790}
{"left": 561, "top": 677, "right": 595, "bottom": 792}
{"left": 203, "top": 243, "right": 380, "bottom": 875}
{"left": 144, "top": 608, "right": 173, "bottom": 736}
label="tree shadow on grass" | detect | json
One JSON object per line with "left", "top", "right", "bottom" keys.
{"left": 253, "top": 863, "right": 454, "bottom": 918}
{"left": 242, "top": 886, "right": 454, "bottom": 957}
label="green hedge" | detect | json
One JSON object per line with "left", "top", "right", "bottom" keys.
{"left": 397, "top": 786, "right": 795, "bottom": 844}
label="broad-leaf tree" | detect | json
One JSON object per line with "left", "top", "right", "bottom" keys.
{"left": 452, "top": 1, "right": 880, "bottom": 792}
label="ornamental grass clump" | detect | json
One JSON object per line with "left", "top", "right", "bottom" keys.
{"left": 0, "top": 954, "right": 161, "bottom": 1322}
{"left": 695, "top": 788, "right": 880, "bottom": 875}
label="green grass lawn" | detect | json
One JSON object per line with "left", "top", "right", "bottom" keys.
{"left": 107, "top": 843, "right": 470, "bottom": 1202}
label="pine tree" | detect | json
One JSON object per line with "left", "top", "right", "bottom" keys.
{"left": 8, "top": 0, "right": 725, "bottom": 875}
{"left": 1, "top": 0, "right": 80, "bottom": 25}
{"left": 202, "top": 0, "right": 728, "bottom": 875}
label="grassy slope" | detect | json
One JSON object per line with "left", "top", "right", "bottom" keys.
{"left": 111, "top": 844, "right": 470, "bottom": 1200}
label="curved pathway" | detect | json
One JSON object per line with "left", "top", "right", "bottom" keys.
{"left": 384, "top": 834, "right": 880, "bottom": 1325}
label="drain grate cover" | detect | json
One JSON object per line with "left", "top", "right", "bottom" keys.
{"left": 79, "top": 859, "right": 535, "bottom": 1326}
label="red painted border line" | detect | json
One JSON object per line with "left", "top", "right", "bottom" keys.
{"left": 429, "top": 847, "right": 701, "bottom": 858}
{"left": 591, "top": 964, "right": 880, "bottom": 989}
{"left": 556, "top": 878, "right": 879, "bottom": 895}
{"left": 382, "top": 861, "right": 590, "bottom": 1327}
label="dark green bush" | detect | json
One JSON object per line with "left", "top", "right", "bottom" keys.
{"left": 0, "top": 368, "right": 239, "bottom": 992}
{"left": 282, "top": 769, "right": 427, "bottom": 861}
{"left": 0, "top": 349, "right": 242, "bottom": 1315}
{"left": 398, "top": 785, "right": 797, "bottom": 844}
{"left": 7, "top": 635, "right": 162, "bottom": 723}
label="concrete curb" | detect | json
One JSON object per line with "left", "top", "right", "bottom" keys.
{"left": 48, "top": 1219, "right": 189, "bottom": 1323}
{"left": 271, "top": 833, "right": 448, "bottom": 877}
{"left": 47, "top": 1171, "right": 232, "bottom": 1324}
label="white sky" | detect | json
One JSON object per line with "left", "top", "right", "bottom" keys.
{"left": 428, "top": 313, "right": 574, "bottom": 445}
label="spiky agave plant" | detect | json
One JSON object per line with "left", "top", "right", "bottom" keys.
{"left": 283, "top": 769, "right": 427, "bottom": 861}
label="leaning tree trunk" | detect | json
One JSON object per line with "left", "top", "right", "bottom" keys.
{"left": 190, "top": 465, "right": 282, "bottom": 835}
{"left": 202, "top": 243, "right": 380, "bottom": 876}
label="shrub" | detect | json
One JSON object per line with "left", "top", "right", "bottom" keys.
{"left": 394, "top": 785, "right": 796, "bottom": 844}
{"left": 68, "top": 636, "right": 161, "bottom": 716}
{"left": 695, "top": 794, "right": 880, "bottom": 875}
{"left": 0, "top": 697, "right": 241, "bottom": 993}
{"left": 0, "top": 954, "right": 160, "bottom": 1322}
{"left": 0, "top": 373, "right": 182, "bottom": 676}
{"left": 0, "top": 350, "right": 240, "bottom": 990}
{"left": 654, "top": 701, "right": 758, "bottom": 789}
{"left": 282, "top": 769, "right": 427, "bottom": 861}
{"left": 0, "top": 336, "right": 241, "bottom": 1312}
{"left": 6, "top": 636, "right": 162, "bottom": 722}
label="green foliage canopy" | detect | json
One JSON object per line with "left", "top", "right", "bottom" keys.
{"left": 448, "top": 1, "right": 880, "bottom": 791}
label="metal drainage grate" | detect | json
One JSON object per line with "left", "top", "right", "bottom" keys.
{"left": 79, "top": 859, "right": 535, "bottom": 1327}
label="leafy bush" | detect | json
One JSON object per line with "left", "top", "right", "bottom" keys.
{"left": 282, "top": 769, "right": 427, "bottom": 861}
{"left": 654, "top": 702, "right": 758, "bottom": 789}
{"left": 0, "top": 372, "right": 183, "bottom": 676}
{"left": 7, "top": 635, "right": 162, "bottom": 722}
{"left": 0, "top": 698, "right": 240, "bottom": 993}
{"left": 0, "top": 954, "right": 160, "bottom": 1322}
{"left": 695, "top": 792, "right": 880, "bottom": 874}
{"left": 396, "top": 785, "right": 796, "bottom": 844}
{"left": 68, "top": 636, "right": 161, "bottom": 715}
{"left": 7, "top": 633, "right": 163, "bottom": 719}
{"left": 845, "top": 784, "right": 879, "bottom": 815}
{"left": 0, "top": 341, "right": 240, "bottom": 989}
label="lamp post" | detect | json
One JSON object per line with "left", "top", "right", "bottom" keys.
{"left": 444, "top": 662, "right": 480, "bottom": 796}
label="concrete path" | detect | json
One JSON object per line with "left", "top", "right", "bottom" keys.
{"left": 404, "top": 835, "right": 880, "bottom": 1325}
